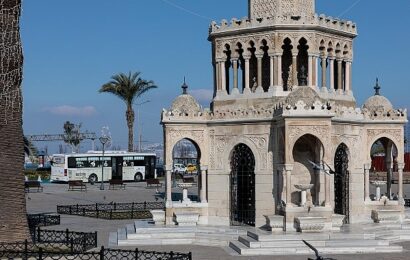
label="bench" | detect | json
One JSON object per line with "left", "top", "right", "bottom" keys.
{"left": 25, "top": 181, "right": 43, "bottom": 193}
{"left": 68, "top": 180, "right": 87, "bottom": 191}
{"left": 109, "top": 179, "right": 126, "bottom": 190}
{"left": 182, "top": 176, "right": 196, "bottom": 186}
{"left": 146, "top": 179, "right": 162, "bottom": 188}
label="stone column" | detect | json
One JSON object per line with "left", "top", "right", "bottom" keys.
{"left": 337, "top": 59, "right": 343, "bottom": 93}
{"left": 325, "top": 168, "right": 331, "bottom": 206}
{"left": 321, "top": 56, "right": 327, "bottom": 90}
{"left": 284, "top": 164, "right": 293, "bottom": 207}
{"left": 398, "top": 163, "right": 405, "bottom": 205}
{"left": 329, "top": 57, "right": 335, "bottom": 91}
{"left": 165, "top": 165, "right": 172, "bottom": 206}
{"left": 231, "top": 58, "right": 239, "bottom": 94}
{"left": 313, "top": 55, "right": 318, "bottom": 87}
{"left": 244, "top": 55, "right": 251, "bottom": 94}
{"left": 277, "top": 55, "right": 283, "bottom": 87}
{"left": 220, "top": 61, "right": 227, "bottom": 94}
{"left": 308, "top": 55, "right": 313, "bottom": 87}
{"left": 215, "top": 61, "right": 221, "bottom": 92}
{"left": 364, "top": 164, "right": 371, "bottom": 202}
{"left": 345, "top": 61, "right": 352, "bottom": 94}
{"left": 257, "top": 54, "right": 263, "bottom": 91}
{"left": 200, "top": 166, "right": 208, "bottom": 203}
{"left": 292, "top": 53, "right": 298, "bottom": 88}
{"left": 269, "top": 54, "right": 274, "bottom": 90}
{"left": 386, "top": 160, "right": 393, "bottom": 199}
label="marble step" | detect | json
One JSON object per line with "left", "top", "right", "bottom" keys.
{"left": 238, "top": 236, "right": 389, "bottom": 249}
{"left": 229, "top": 241, "right": 402, "bottom": 256}
{"left": 119, "top": 238, "right": 194, "bottom": 246}
{"left": 247, "top": 231, "right": 376, "bottom": 242}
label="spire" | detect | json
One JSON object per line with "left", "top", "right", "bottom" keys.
{"left": 374, "top": 78, "right": 381, "bottom": 96}
{"left": 181, "top": 77, "right": 188, "bottom": 95}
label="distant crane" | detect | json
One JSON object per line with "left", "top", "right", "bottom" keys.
{"left": 26, "top": 132, "right": 97, "bottom": 151}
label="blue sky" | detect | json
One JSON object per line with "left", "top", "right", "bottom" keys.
{"left": 21, "top": 0, "right": 410, "bottom": 152}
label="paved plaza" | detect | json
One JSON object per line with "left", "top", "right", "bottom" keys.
{"left": 25, "top": 182, "right": 410, "bottom": 259}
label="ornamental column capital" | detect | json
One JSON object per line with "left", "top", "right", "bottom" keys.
{"left": 397, "top": 163, "right": 405, "bottom": 170}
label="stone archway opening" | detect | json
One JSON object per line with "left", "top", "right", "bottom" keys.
{"left": 292, "top": 134, "right": 324, "bottom": 206}
{"left": 370, "top": 137, "right": 398, "bottom": 200}
{"left": 230, "top": 143, "right": 256, "bottom": 227}
{"left": 334, "top": 143, "right": 349, "bottom": 223}
{"left": 172, "top": 138, "right": 201, "bottom": 202}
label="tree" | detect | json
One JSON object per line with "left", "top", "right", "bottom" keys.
{"left": 24, "top": 136, "right": 38, "bottom": 161}
{"left": 63, "top": 121, "right": 83, "bottom": 153}
{"left": 0, "top": 0, "right": 30, "bottom": 242}
{"left": 99, "top": 72, "right": 157, "bottom": 152}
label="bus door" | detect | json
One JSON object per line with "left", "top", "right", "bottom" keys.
{"left": 144, "top": 156, "right": 156, "bottom": 179}
{"left": 111, "top": 157, "right": 123, "bottom": 180}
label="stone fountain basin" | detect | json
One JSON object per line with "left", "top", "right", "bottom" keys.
{"left": 294, "top": 184, "right": 314, "bottom": 191}
{"left": 177, "top": 183, "right": 194, "bottom": 189}
{"left": 371, "top": 180, "right": 387, "bottom": 186}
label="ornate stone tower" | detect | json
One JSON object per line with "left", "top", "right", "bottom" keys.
{"left": 249, "top": 0, "right": 315, "bottom": 20}
{"left": 209, "top": 0, "right": 357, "bottom": 110}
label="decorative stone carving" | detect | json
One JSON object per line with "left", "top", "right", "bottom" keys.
{"left": 264, "top": 215, "right": 284, "bottom": 232}
{"left": 174, "top": 212, "right": 200, "bottom": 227}
{"left": 367, "top": 129, "right": 402, "bottom": 147}
{"left": 371, "top": 210, "right": 402, "bottom": 224}
{"left": 288, "top": 125, "right": 330, "bottom": 147}
{"left": 331, "top": 214, "right": 345, "bottom": 231}
{"left": 295, "top": 216, "right": 326, "bottom": 233}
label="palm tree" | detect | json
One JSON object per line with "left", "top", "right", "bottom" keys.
{"left": 99, "top": 72, "right": 157, "bottom": 152}
{"left": 0, "top": 0, "right": 30, "bottom": 242}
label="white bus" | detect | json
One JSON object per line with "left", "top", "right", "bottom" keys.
{"left": 50, "top": 151, "right": 156, "bottom": 183}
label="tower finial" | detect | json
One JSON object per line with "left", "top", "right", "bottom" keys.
{"left": 374, "top": 78, "right": 381, "bottom": 96}
{"left": 181, "top": 77, "right": 188, "bottom": 94}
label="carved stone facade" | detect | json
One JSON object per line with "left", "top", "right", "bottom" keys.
{"left": 162, "top": 0, "right": 407, "bottom": 229}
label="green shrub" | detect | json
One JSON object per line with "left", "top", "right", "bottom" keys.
{"left": 24, "top": 170, "right": 50, "bottom": 180}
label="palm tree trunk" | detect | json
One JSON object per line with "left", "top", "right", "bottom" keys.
{"left": 0, "top": 0, "right": 30, "bottom": 242}
{"left": 126, "top": 106, "right": 135, "bottom": 152}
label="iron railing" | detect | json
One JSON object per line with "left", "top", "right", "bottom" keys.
{"left": 0, "top": 244, "right": 192, "bottom": 259}
{"left": 57, "top": 201, "right": 165, "bottom": 220}
{"left": 27, "top": 213, "right": 60, "bottom": 231}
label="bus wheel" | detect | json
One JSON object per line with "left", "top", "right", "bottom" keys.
{"left": 134, "top": 173, "right": 143, "bottom": 182}
{"left": 88, "top": 174, "right": 98, "bottom": 185}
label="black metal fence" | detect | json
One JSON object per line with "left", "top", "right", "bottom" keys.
{"left": 27, "top": 213, "right": 60, "bottom": 231}
{"left": 29, "top": 227, "right": 98, "bottom": 252}
{"left": 0, "top": 244, "right": 192, "bottom": 259}
{"left": 405, "top": 199, "right": 410, "bottom": 207}
{"left": 57, "top": 202, "right": 165, "bottom": 220}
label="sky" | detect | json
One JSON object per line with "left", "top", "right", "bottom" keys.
{"left": 21, "top": 0, "right": 410, "bottom": 153}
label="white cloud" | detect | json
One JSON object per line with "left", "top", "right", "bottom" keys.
{"left": 42, "top": 105, "right": 97, "bottom": 117}
{"left": 189, "top": 89, "right": 213, "bottom": 104}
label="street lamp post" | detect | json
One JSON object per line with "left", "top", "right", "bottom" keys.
{"left": 136, "top": 100, "right": 150, "bottom": 152}
{"left": 99, "top": 135, "right": 110, "bottom": 190}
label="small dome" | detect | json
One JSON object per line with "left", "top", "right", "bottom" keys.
{"left": 170, "top": 79, "right": 201, "bottom": 114}
{"left": 363, "top": 79, "right": 393, "bottom": 112}
{"left": 285, "top": 86, "right": 321, "bottom": 107}
{"left": 363, "top": 95, "right": 393, "bottom": 112}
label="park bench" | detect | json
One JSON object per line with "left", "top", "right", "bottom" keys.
{"left": 146, "top": 178, "right": 162, "bottom": 188}
{"left": 68, "top": 180, "right": 87, "bottom": 191}
{"left": 109, "top": 179, "right": 126, "bottom": 190}
{"left": 24, "top": 181, "right": 43, "bottom": 193}
{"left": 182, "top": 176, "right": 196, "bottom": 186}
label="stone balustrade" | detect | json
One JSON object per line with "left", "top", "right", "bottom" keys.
{"left": 210, "top": 14, "right": 357, "bottom": 35}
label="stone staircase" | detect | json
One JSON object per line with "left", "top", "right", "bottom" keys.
{"left": 229, "top": 229, "right": 403, "bottom": 255}
{"left": 110, "top": 220, "right": 248, "bottom": 247}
